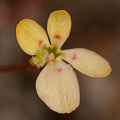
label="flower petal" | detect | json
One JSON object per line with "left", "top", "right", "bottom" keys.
{"left": 16, "top": 19, "right": 50, "bottom": 55}
{"left": 62, "top": 48, "right": 112, "bottom": 78}
{"left": 36, "top": 60, "right": 80, "bottom": 114}
{"left": 47, "top": 10, "right": 71, "bottom": 48}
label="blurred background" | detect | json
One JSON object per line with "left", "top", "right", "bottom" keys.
{"left": 0, "top": 0, "right": 120, "bottom": 120}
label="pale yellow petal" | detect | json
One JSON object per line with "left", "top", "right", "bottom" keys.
{"left": 36, "top": 60, "right": 80, "bottom": 114}
{"left": 47, "top": 10, "right": 71, "bottom": 48}
{"left": 16, "top": 19, "right": 50, "bottom": 55}
{"left": 62, "top": 48, "right": 112, "bottom": 78}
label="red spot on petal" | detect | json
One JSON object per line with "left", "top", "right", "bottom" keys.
{"left": 72, "top": 53, "right": 77, "bottom": 60}
{"left": 56, "top": 68, "right": 62, "bottom": 72}
{"left": 55, "top": 35, "right": 60, "bottom": 40}
{"left": 38, "top": 40, "right": 43, "bottom": 47}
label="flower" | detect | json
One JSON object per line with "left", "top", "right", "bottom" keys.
{"left": 16, "top": 10, "right": 112, "bottom": 114}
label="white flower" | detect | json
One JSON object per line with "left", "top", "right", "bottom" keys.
{"left": 16, "top": 10, "right": 112, "bottom": 114}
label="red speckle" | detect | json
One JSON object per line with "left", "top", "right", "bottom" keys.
{"left": 56, "top": 68, "right": 62, "bottom": 72}
{"left": 31, "top": 63, "right": 37, "bottom": 67}
{"left": 72, "top": 53, "right": 77, "bottom": 60}
{"left": 55, "top": 35, "right": 60, "bottom": 40}
{"left": 46, "top": 55, "right": 50, "bottom": 62}
{"left": 38, "top": 40, "right": 43, "bottom": 47}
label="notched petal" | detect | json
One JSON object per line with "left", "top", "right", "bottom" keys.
{"left": 47, "top": 10, "right": 71, "bottom": 48}
{"left": 36, "top": 60, "right": 80, "bottom": 114}
{"left": 62, "top": 48, "right": 112, "bottom": 78}
{"left": 16, "top": 19, "right": 49, "bottom": 55}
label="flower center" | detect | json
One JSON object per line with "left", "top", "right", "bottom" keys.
{"left": 29, "top": 45, "right": 63, "bottom": 68}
